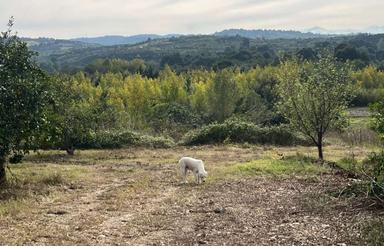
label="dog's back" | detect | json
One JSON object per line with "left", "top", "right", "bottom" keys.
{"left": 179, "top": 157, "right": 202, "bottom": 171}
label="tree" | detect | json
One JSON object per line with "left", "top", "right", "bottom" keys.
{"left": 208, "top": 69, "right": 239, "bottom": 122}
{"left": 46, "top": 74, "right": 101, "bottom": 155}
{"left": 277, "top": 55, "right": 354, "bottom": 160}
{"left": 0, "top": 18, "right": 49, "bottom": 183}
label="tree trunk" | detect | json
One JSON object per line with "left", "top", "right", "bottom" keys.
{"left": 0, "top": 156, "right": 6, "bottom": 185}
{"left": 66, "top": 146, "right": 75, "bottom": 156}
{"left": 317, "top": 144, "right": 323, "bottom": 161}
{"left": 317, "top": 132, "right": 324, "bottom": 161}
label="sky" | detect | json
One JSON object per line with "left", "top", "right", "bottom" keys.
{"left": 0, "top": 0, "right": 383, "bottom": 38}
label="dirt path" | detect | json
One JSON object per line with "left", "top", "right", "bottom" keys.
{"left": 0, "top": 147, "right": 382, "bottom": 245}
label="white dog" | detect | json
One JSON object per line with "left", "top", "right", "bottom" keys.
{"left": 178, "top": 157, "right": 208, "bottom": 184}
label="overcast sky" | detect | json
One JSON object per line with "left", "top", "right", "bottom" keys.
{"left": 0, "top": 0, "right": 383, "bottom": 38}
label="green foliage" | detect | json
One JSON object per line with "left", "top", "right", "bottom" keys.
{"left": 149, "top": 102, "right": 203, "bottom": 139}
{"left": 75, "top": 130, "right": 174, "bottom": 149}
{"left": 182, "top": 119, "right": 303, "bottom": 146}
{"left": 223, "top": 158, "right": 329, "bottom": 178}
{"left": 37, "top": 64, "right": 284, "bottom": 148}
{"left": 28, "top": 33, "right": 384, "bottom": 73}
{"left": 362, "top": 152, "right": 384, "bottom": 202}
{"left": 371, "top": 101, "right": 384, "bottom": 139}
{"left": 336, "top": 152, "right": 384, "bottom": 206}
{"left": 277, "top": 54, "right": 354, "bottom": 159}
{"left": 84, "top": 58, "right": 153, "bottom": 77}
{"left": 0, "top": 18, "right": 49, "bottom": 182}
{"left": 208, "top": 69, "right": 239, "bottom": 122}
{"left": 352, "top": 65, "right": 384, "bottom": 106}
{"left": 42, "top": 74, "right": 105, "bottom": 153}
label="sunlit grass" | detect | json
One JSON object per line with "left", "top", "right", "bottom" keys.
{"left": 9, "top": 163, "right": 89, "bottom": 185}
{"left": 207, "top": 155, "right": 331, "bottom": 184}
{"left": 0, "top": 163, "right": 92, "bottom": 217}
{"left": 0, "top": 199, "right": 28, "bottom": 217}
{"left": 231, "top": 159, "right": 329, "bottom": 176}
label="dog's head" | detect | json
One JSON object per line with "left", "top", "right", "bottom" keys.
{"left": 200, "top": 170, "right": 208, "bottom": 182}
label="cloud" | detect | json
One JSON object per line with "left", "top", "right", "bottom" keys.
{"left": 0, "top": 0, "right": 383, "bottom": 38}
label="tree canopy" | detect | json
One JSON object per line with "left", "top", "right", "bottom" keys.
{"left": 277, "top": 54, "right": 354, "bottom": 160}
{"left": 0, "top": 18, "right": 49, "bottom": 183}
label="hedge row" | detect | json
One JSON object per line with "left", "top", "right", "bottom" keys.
{"left": 75, "top": 130, "right": 175, "bottom": 149}
{"left": 182, "top": 119, "right": 306, "bottom": 146}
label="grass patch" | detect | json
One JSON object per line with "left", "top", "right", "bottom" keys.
{"left": 231, "top": 159, "right": 329, "bottom": 176}
{"left": 0, "top": 164, "right": 90, "bottom": 217}
{"left": 349, "top": 116, "right": 372, "bottom": 129}
{"left": 359, "top": 218, "right": 384, "bottom": 245}
{"left": 0, "top": 199, "right": 28, "bottom": 217}
{"left": 209, "top": 156, "right": 330, "bottom": 182}
{"left": 9, "top": 164, "right": 89, "bottom": 185}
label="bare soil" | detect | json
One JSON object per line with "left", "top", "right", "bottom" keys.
{"left": 0, "top": 146, "right": 382, "bottom": 245}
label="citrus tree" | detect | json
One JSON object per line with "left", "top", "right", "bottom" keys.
{"left": 0, "top": 18, "right": 49, "bottom": 183}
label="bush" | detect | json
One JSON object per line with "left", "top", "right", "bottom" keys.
{"left": 362, "top": 152, "right": 384, "bottom": 203}
{"left": 182, "top": 119, "right": 305, "bottom": 146}
{"left": 75, "top": 130, "right": 175, "bottom": 149}
{"left": 139, "top": 135, "right": 175, "bottom": 148}
{"left": 9, "top": 154, "right": 24, "bottom": 164}
{"left": 149, "top": 102, "right": 204, "bottom": 140}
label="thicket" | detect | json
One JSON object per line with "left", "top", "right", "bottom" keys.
{"left": 182, "top": 119, "right": 305, "bottom": 146}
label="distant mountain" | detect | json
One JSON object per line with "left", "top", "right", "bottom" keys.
{"left": 214, "top": 28, "right": 323, "bottom": 39}
{"left": 23, "top": 30, "right": 384, "bottom": 73}
{"left": 23, "top": 37, "right": 99, "bottom": 58}
{"left": 31, "top": 33, "right": 384, "bottom": 73}
{"left": 306, "top": 27, "right": 332, "bottom": 35}
{"left": 22, "top": 37, "right": 100, "bottom": 71}
{"left": 71, "top": 29, "right": 325, "bottom": 47}
{"left": 306, "top": 26, "right": 384, "bottom": 35}
{"left": 71, "top": 34, "right": 181, "bottom": 46}
{"left": 365, "top": 26, "right": 384, "bottom": 34}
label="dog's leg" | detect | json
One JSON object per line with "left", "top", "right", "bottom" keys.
{"left": 195, "top": 171, "right": 200, "bottom": 184}
{"left": 180, "top": 166, "right": 187, "bottom": 184}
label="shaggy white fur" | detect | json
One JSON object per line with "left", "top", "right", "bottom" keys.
{"left": 178, "top": 157, "right": 208, "bottom": 184}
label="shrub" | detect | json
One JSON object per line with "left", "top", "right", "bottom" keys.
{"left": 139, "top": 135, "right": 175, "bottom": 148}
{"left": 149, "top": 102, "right": 204, "bottom": 140}
{"left": 76, "top": 130, "right": 174, "bottom": 149}
{"left": 182, "top": 119, "right": 305, "bottom": 146}
{"left": 9, "top": 154, "right": 24, "bottom": 164}
{"left": 362, "top": 152, "right": 384, "bottom": 203}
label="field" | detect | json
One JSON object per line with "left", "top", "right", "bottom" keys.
{"left": 1, "top": 145, "right": 383, "bottom": 245}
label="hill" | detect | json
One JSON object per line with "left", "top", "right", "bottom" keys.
{"left": 71, "top": 34, "right": 180, "bottom": 46}
{"left": 23, "top": 38, "right": 100, "bottom": 71}
{"left": 70, "top": 29, "right": 325, "bottom": 46}
{"left": 214, "top": 28, "right": 324, "bottom": 39}
{"left": 24, "top": 37, "right": 99, "bottom": 55}
{"left": 28, "top": 33, "right": 384, "bottom": 73}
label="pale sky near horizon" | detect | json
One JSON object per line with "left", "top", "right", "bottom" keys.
{"left": 0, "top": 0, "right": 383, "bottom": 38}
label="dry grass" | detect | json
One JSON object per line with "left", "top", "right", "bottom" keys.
{"left": 0, "top": 145, "right": 383, "bottom": 245}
